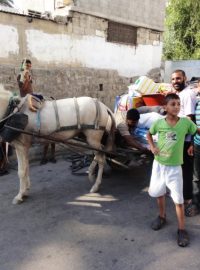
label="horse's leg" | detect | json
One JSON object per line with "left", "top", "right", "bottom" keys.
{"left": 90, "top": 153, "right": 105, "bottom": 193}
{"left": 88, "top": 157, "right": 98, "bottom": 183}
{"left": 13, "top": 144, "right": 30, "bottom": 204}
{"left": 84, "top": 130, "right": 106, "bottom": 192}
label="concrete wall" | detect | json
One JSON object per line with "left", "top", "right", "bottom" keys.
{"left": 164, "top": 60, "right": 200, "bottom": 83}
{"left": 0, "top": 64, "right": 129, "bottom": 110}
{"left": 15, "top": 0, "right": 166, "bottom": 31}
{"left": 0, "top": 12, "right": 163, "bottom": 76}
{"left": 73, "top": 0, "right": 166, "bottom": 31}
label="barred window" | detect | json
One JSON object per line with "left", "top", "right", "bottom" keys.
{"left": 107, "top": 21, "right": 137, "bottom": 46}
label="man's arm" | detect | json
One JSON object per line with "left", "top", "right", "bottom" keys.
{"left": 122, "top": 135, "right": 148, "bottom": 152}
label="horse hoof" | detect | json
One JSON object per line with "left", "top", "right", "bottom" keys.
{"left": 90, "top": 186, "right": 99, "bottom": 193}
{"left": 12, "top": 197, "right": 23, "bottom": 205}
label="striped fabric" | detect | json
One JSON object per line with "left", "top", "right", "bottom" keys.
{"left": 194, "top": 100, "right": 200, "bottom": 145}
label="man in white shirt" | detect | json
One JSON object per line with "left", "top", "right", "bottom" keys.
{"left": 115, "top": 107, "right": 165, "bottom": 152}
{"left": 171, "top": 69, "right": 198, "bottom": 216}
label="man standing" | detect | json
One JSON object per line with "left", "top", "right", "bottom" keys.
{"left": 171, "top": 69, "right": 198, "bottom": 216}
{"left": 193, "top": 87, "right": 200, "bottom": 211}
{"left": 17, "top": 59, "right": 33, "bottom": 97}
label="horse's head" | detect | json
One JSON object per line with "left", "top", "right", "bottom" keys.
{"left": 0, "top": 85, "right": 17, "bottom": 120}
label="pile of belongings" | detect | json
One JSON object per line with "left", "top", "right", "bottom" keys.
{"left": 114, "top": 76, "right": 173, "bottom": 146}
{"left": 114, "top": 76, "right": 174, "bottom": 113}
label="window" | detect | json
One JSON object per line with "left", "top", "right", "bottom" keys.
{"left": 107, "top": 21, "right": 137, "bottom": 46}
{"left": 28, "top": 10, "right": 42, "bottom": 18}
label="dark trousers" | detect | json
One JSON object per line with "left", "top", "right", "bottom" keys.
{"left": 193, "top": 144, "right": 200, "bottom": 209}
{"left": 182, "top": 142, "right": 193, "bottom": 201}
{"left": 0, "top": 143, "right": 7, "bottom": 171}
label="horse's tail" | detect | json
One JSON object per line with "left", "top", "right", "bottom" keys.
{"left": 104, "top": 108, "right": 116, "bottom": 152}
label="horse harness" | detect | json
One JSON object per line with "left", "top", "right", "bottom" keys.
{"left": 52, "top": 97, "right": 106, "bottom": 133}
{"left": 0, "top": 95, "right": 108, "bottom": 143}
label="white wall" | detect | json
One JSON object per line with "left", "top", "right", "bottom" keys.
{"left": 14, "top": 0, "right": 54, "bottom": 13}
{"left": 0, "top": 22, "right": 162, "bottom": 77}
{"left": 0, "top": 25, "right": 19, "bottom": 57}
{"left": 25, "top": 30, "right": 163, "bottom": 77}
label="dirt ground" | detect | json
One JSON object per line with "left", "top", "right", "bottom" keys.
{"left": 0, "top": 157, "right": 200, "bottom": 270}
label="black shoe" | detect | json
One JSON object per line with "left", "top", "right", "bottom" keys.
{"left": 0, "top": 170, "right": 9, "bottom": 176}
{"left": 49, "top": 158, "right": 57, "bottom": 163}
{"left": 40, "top": 158, "right": 48, "bottom": 165}
{"left": 151, "top": 215, "right": 166, "bottom": 230}
{"left": 177, "top": 229, "right": 189, "bottom": 247}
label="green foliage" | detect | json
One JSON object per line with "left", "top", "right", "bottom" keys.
{"left": 163, "top": 0, "right": 200, "bottom": 60}
{"left": 0, "top": 0, "right": 13, "bottom": 7}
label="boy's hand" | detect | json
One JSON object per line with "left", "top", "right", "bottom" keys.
{"left": 150, "top": 146, "right": 160, "bottom": 155}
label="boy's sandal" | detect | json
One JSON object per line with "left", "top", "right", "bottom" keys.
{"left": 151, "top": 215, "right": 166, "bottom": 230}
{"left": 185, "top": 202, "right": 199, "bottom": 217}
{"left": 177, "top": 229, "right": 189, "bottom": 247}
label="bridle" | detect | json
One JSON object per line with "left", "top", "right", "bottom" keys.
{"left": 0, "top": 96, "right": 21, "bottom": 130}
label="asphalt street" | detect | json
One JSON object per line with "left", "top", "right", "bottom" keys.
{"left": 0, "top": 158, "right": 200, "bottom": 270}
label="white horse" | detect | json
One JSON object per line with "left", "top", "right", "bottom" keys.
{"left": 0, "top": 85, "right": 115, "bottom": 204}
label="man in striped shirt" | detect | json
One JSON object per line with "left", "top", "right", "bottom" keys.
{"left": 193, "top": 79, "right": 200, "bottom": 211}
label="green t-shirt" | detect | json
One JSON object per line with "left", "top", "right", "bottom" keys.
{"left": 149, "top": 117, "right": 197, "bottom": 166}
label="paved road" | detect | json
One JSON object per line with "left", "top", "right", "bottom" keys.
{"left": 0, "top": 158, "right": 200, "bottom": 270}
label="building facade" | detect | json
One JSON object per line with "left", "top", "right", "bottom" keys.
{"left": 0, "top": 0, "right": 166, "bottom": 108}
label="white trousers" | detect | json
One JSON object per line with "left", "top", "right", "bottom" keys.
{"left": 149, "top": 159, "right": 183, "bottom": 204}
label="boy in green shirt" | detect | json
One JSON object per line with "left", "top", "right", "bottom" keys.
{"left": 147, "top": 93, "right": 197, "bottom": 247}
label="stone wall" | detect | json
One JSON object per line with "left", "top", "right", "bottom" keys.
{"left": 0, "top": 64, "right": 130, "bottom": 109}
